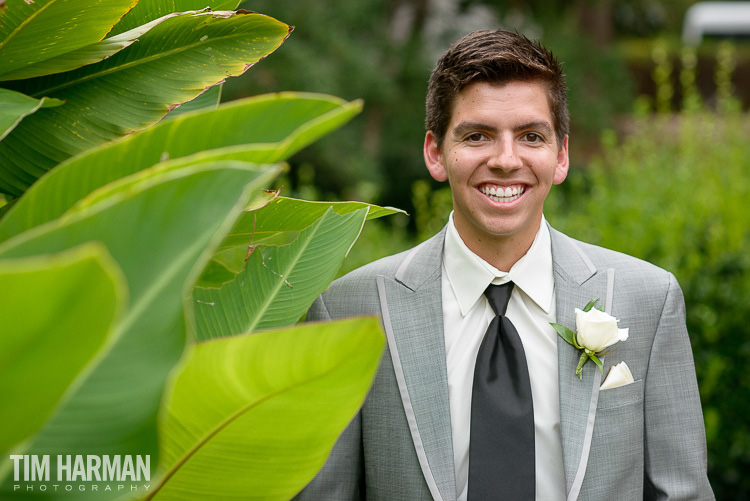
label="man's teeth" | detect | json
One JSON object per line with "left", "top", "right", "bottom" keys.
{"left": 480, "top": 185, "right": 524, "bottom": 202}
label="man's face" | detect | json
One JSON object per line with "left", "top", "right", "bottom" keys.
{"left": 424, "top": 80, "right": 569, "bottom": 254}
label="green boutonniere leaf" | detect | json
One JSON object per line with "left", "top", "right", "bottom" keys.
{"left": 550, "top": 322, "right": 578, "bottom": 349}
{"left": 582, "top": 298, "right": 604, "bottom": 313}
{"left": 590, "top": 353, "right": 604, "bottom": 371}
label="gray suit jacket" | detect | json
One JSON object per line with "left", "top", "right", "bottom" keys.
{"left": 296, "top": 225, "right": 713, "bottom": 500}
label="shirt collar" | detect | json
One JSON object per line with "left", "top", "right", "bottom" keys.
{"left": 443, "top": 212, "right": 555, "bottom": 316}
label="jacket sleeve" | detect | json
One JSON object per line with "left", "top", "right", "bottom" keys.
{"left": 292, "top": 294, "right": 364, "bottom": 500}
{"left": 643, "top": 273, "right": 714, "bottom": 500}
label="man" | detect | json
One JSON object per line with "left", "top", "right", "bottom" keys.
{"left": 296, "top": 30, "right": 713, "bottom": 500}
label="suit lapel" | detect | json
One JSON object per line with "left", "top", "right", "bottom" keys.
{"left": 550, "top": 228, "right": 612, "bottom": 500}
{"left": 376, "top": 230, "right": 457, "bottom": 501}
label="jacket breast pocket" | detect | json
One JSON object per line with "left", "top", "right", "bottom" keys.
{"left": 584, "top": 379, "right": 645, "bottom": 498}
{"left": 579, "top": 379, "right": 646, "bottom": 499}
{"left": 597, "top": 378, "right": 644, "bottom": 410}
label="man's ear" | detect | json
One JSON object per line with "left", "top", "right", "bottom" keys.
{"left": 553, "top": 135, "right": 570, "bottom": 185}
{"left": 424, "top": 131, "right": 448, "bottom": 182}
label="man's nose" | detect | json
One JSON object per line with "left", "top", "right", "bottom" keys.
{"left": 487, "top": 136, "right": 523, "bottom": 170}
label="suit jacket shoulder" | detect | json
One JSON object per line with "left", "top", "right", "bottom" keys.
{"left": 550, "top": 227, "right": 676, "bottom": 303}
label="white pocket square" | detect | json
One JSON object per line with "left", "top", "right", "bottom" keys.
{"left": 600, "top": 361, "right": 634, "bottom": 390}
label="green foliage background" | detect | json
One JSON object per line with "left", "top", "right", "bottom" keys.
{"left": 224, "top": 0, "right": 430, "bottom": 213}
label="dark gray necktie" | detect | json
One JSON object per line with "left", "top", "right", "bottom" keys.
{"left": 468, "top": 282, "right": 535, "bottom": 500}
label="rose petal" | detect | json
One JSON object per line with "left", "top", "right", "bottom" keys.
{"left": 617, "top": 327, "right": 629, "bottom": 342}
{"left": 575, "top": 308, "right": 626, "bottom": 353}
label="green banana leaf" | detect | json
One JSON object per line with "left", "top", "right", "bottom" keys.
{"left": 0, "top": 88, "right": 62, "bottom": 140}
{"left": 0, "top": 243, "right": 124, "bottom": 460}
{"left": 221, "top": 196, "right": 406, "bottom": 249}
{"left": 0, "top": 13, "right": 188, "bottom": 82}
{"left": 164, "top": 84, "right": 223, "bottom": 119}
{"left": 111, "top": 0, "right": 240, "bottom": 35}
{"left": 148, "top": 317, "right": 384, "bottom": 501}
{"left": 153, "top": 94, "right": 363, "bottom": 166}
{"left": 199, "top": 197, "right": 404, "bottom": 286}
{"left": 195, "top": 245, "right": 251, "bottom": 286}
{"left": 0, "top": 0, "right": 138, "bottom": 79}
{"left": 193, "top": 208, "right": 367, "bottom": 339}
{"left": 0, "top": 10, "right": 291, "bottom": 196}
{"left": 0, "top": 93, "right": 361, "bottom": 242}
{"left": 0, "top": 161, "right": 280, "bottom": 499}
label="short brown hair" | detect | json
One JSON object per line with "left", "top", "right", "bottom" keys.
{"left": 425, "top": 30, "right": 569, "bottom": 148}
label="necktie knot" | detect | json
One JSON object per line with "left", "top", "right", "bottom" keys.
{"left": 485, "top": 281, "right": 514, "bottom": 316}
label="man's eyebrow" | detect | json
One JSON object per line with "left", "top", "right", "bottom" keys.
{"left": 451, "top": 121, "right": 497, "bottom": 138}
{"left": 516, "top": 120, "right": 554, "bottom": 136}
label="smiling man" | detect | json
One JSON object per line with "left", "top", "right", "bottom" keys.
{"left": 423, "top": 79, "right": 568, "bottom": 271}
{"left": 295, "top": 30, "right": 713, "bottom": 501}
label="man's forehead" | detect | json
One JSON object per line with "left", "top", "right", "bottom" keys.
{"left": 447, "top": 81, "right": 555, "bottom": 127}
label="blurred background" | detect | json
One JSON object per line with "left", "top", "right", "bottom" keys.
{"left": 227, "top": 1, "right": 750, "bottom": 498}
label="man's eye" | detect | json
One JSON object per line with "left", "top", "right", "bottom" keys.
{"left": 466, "top": 133, "right": 486, "bottom": 142}
{"left": 525, "top": 133, "right": 542, "bottom": 143}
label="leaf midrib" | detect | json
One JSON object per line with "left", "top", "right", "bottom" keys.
{"left": 242, "top": 213, "right": 328, "bottom": 334}
{"left": 31, "top": 13, "right": 276, "bottom": 97}
{"left": 0, "top": 0, "right": 58, "bottom": 53}
{"left": 146, "top": 329, "right": 366, "bottom": 500}
{"left": 113, "top": 231, "right": 209, "bottom": 338}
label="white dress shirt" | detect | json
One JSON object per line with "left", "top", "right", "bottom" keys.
{"left": 442, "top": 213, "right": 566, "bottom": 501}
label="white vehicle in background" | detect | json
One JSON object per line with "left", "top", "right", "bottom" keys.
{"left": 682, "top": 2, "right": 750, "bottom": 46}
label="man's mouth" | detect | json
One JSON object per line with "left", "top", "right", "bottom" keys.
{"left": 479, "top": 184, "right": 525, "bottom": 203}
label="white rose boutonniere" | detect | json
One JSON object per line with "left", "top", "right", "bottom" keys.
{"left": 550, "top": 299, "right": 629, "bottom": 380}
